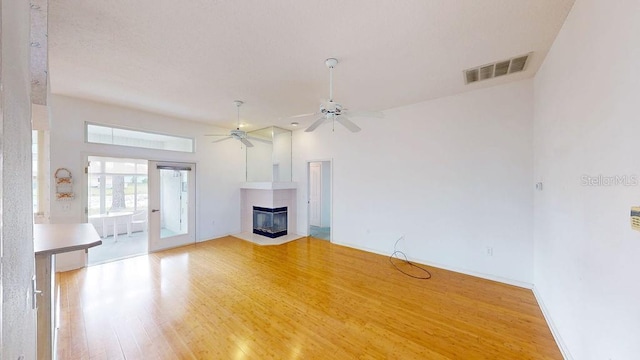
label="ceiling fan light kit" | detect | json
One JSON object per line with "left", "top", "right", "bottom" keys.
{"left": 291, "top": 57, "right": 383, "bottom": 133}
{"left": 207, "top": 57, "right": 383, "bottom": 139}
{"left": 205, "top": 100, "right": 255, "bottom": 147}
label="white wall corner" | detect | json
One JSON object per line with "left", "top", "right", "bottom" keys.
{"left": 532, "top": 285, "right": 574, "bottom": 360}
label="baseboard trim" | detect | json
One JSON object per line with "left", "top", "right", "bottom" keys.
{"left": 333, "top": 240, "right": 534, "bottom": 289}
{"left": 198, "top": 233, "right": 234, "bottom": 242}
{"left": 532, "top": 286, "right": 573, "bottom": 360}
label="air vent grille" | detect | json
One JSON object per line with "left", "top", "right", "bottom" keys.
{"left": 464, "top": 53, "right": 532, "bottom": 85}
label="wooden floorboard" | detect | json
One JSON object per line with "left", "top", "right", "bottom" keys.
{"left": 55, "top": 236, "right": 561, "bottom": 359}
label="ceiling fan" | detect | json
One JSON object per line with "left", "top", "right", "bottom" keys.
{"left": 290, "top": 58, "right": 384, "bottom": 133}
{"left": 205, "top": 100, "right": 266, "bottom": 148}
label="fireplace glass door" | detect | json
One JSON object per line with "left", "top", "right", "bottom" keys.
{"left": 253, "top": 206, "right": 287, "bottom": 238}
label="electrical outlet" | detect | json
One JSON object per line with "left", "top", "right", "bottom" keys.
{"left": 485, "top": 247, "right": 493, "bottom": 256}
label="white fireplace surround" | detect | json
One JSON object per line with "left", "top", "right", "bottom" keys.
{"left": 240, "top": 183, "right": 297, "bottom": 238}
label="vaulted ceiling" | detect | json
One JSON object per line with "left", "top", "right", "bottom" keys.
{"left": 49, "top": 0, "right": 574, "bottom": 130}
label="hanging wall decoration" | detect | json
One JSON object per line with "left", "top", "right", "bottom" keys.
{"left": 54, "top": 168, "right": 74, "bottom": 200}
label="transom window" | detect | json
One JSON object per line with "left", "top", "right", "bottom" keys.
{"left": 86, "top": 123, "right": 194, "bottom": 153}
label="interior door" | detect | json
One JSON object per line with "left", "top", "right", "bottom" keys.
{"left": 148, "top": 162, "right": 196, "bottom": 252}
{"left": 309, "top": 162, "right": 322, "bottom": 227}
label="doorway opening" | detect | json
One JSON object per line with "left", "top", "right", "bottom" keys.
{"left": 86, "top": 156, "right": 149, "bottom": 265}
{"left": 308, "top": 161, "right": 331, "bottom": 240}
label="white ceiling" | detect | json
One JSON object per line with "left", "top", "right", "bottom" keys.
{"left": 49, "top": 0, "right": 575, "bottom": 131}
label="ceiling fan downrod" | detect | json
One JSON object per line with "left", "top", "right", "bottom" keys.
{"left": 325, "top": 58, "right": 338, "bottom": 102}
{"left": 234, "top": 100, "right": 243, "bottom": 130}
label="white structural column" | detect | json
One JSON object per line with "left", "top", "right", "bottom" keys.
{"left": 1, "top": 0, "right": 39, "bottom": 358}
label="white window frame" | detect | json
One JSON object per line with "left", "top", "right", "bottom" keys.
{"left": 85, "top": 122, "right": 195, "bottom": 153}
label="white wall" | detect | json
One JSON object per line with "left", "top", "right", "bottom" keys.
{"left": 49, "top": 95, "right": 244, "bottom": 270}
{"left": 533, "top": 0, "right": 640, "bottom": 358}
{"left": 1, "top": 0, "right": 38, "bottom": 357}
{"left": 294, "top": 79, "right": 534, "bottom": 284}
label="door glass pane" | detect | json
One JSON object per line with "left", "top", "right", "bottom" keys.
{"left": 88, "top": 156, "right": 148, "bottom": 214}
{"left": 137, "top": 162, "right": 148, "bottom": 174}
{"left": 160, "top": 169, "right": 189, "bottom": 239}
{"left": 136, "top": 175, "right": 149, "bottom": 210}
{"left": 88, "top": 175, "right": 102, "bottom": 216}
{"left": 105, "top": 161, "right": 137, "bottom": 174}
{"left": 87, "top": 156, "right": 149, "bottom": 266}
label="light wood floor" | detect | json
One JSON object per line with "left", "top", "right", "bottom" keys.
{"left": 56, "top": 236, "right": 561, "bottom": 359}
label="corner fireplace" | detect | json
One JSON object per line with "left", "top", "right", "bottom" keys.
{"left": 253, "top": 206, "right": 288, "bottom": 238}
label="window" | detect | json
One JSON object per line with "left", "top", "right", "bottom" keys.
{"left": 87, "top": 157, "right": 148, "bottom": 216}
{"left": 86, "top": 123, "right": 194, "bottom": 153}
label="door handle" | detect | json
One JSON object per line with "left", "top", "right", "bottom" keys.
{"left": 151, "top": 209, "right": 160, "bottom": 213}
{"left": 32, "top": 276, "right": 42, "bottom": 309}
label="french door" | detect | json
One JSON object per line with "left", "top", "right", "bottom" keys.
{"left": 148, "top": 161, "right": 196, "bottom": 252}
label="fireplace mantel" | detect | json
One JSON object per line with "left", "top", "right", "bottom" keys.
{"left": 241, "top": 182, "right": 297, "bottom": 190}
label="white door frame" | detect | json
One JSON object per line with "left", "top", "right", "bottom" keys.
{"left": 306, "top": 159, "right": 332, "bottom": 241}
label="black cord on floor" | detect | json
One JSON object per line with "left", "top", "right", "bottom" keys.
{"left": 388, "top": 237, "right": 432, "bottom": 280}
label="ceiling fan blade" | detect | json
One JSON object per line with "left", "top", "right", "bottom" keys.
{"left": 211, "top": 136, "right": 233, "bottom": 143}
{"left": 305, "top": 117, "right": 326, "bottom": 132}
{"left": 246, "top": 135, "right": 273, "bottom": 144}
{"left": 343, "top": 110, "right": 385, "bottom": 118}
{"left": 240, "top": 138, "right": 254, "bottom": 147}
{"left": 286, "top": 112, "right": 320, "bottom": 119}
{"left": 336, "top": 115, "right": 361, "bottom": 132}
{"left": 204, "top": 134, "right": 230, "bottom": 137}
